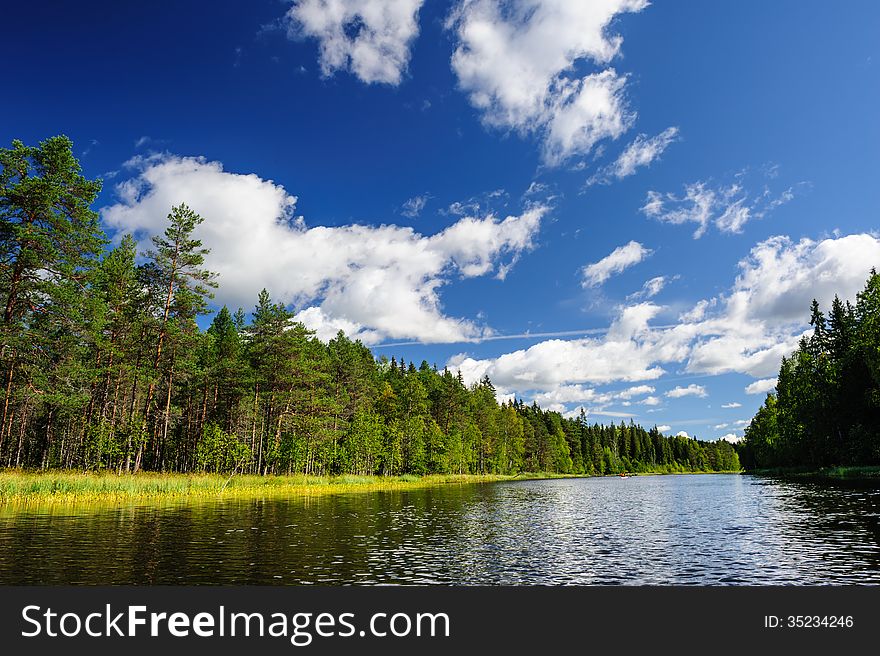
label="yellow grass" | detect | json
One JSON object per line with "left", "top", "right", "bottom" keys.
{"left": 0, "top": 470, "right": 546, "bottom": 506}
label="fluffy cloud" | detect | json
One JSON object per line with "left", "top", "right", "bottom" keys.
{"left": 665, "top": 384, "right": 707, "bottom": 398}
{"left": 285, "top": 0, "right": 424, "bottom": 85}
{"left": 449, "top": 301, "right": 686, "bottom": 393}
{"left": 449, "top": 232, "right": 880, "bottom": 412}
{"left": 102, "top": 153, "right": 546, "bottom": 344}
{"left": 745, "top": 378, "right": 777, "bottom": 395}
{"left": 588, "top": 126, "right": 679, "bottom": 185}
{"left": 685, "top": 233, "right": 880, "bottom": 377}
{"left": 533, "top": 383, "right": 654, "bottom": 407}
{"left": 656, "top": 425, "right": 671, "bottom": 432}
{"left": 581, "top": 241, "right": 652, "bottom": 287}
{"left": 642, "top": 170, "right": 798, "bottom": 238}
{"left": 447, "top": 0, "right": 648, "bottom": 165}
{"left": 719, "top": 433, "right": 742, "bottom": 443}
{"left": 721, "top": 402, "right": 742, "bottom": 409}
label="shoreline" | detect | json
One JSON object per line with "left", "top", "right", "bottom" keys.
{"left": 0, "top": 469, "right": 741, "bottom": 505}
{"left": 0, "top": 471, "right": 566, "bottom": 505}
{"left": 745, "top": 465, "right": 880, "bottom": 481}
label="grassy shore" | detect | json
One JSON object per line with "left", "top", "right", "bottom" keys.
{"left": 0, "top": 470, "right": 570, "bottom": 505}
{"left": 747, "top": 465, "right": 880, "bottom": 481}
{"left": 0, "top": 468, "right": 746, "bottom": 505}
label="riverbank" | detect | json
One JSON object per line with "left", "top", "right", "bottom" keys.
{"left": 0, "top": 470, "right": 575, "bottom": 505}
{"left": 0, "top": 469, "right": 743, "bottom": 504}
{"left": 747, "top": 465, "right": 880, "bottom": 481}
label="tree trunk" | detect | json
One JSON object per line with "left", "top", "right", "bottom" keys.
{"left": 0, "top": 359, "right": 15, "bottom": 456}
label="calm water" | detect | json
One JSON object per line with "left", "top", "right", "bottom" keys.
{"left": 1, "top": 474, "right": 879, "bottom": 585}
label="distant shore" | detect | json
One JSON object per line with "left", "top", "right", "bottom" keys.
{"left": 747, "top": 465, "right": 880, "bottom": 481}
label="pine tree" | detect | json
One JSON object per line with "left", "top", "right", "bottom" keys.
{"left": 135, "top": 203, "right": 217, "bottom": 471}
{"left": 0, "top": 136, "right": 105, "bottom": 467}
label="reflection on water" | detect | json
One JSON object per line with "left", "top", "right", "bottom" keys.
{"left": 0, "top": 475, "right": 878, "bottom": 585}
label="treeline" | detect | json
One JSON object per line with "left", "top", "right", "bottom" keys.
{"left": 0, "top": 135, "right": 738, "bottom": 476}
{"left": 739, "top": 271, "right": 880, "bottom": 469}
{"left": 520, "top": 405, "right": 740, "bottom": 475}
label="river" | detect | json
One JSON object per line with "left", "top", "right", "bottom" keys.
{"left": 1, "top": 474, "right": 878, "bottom": 584}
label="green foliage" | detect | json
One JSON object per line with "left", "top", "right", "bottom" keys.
{"left": 196, "top": 424, "right": 251, "bottom": 473}
{"left": 740, "top": 270, "right": 880, "bottom": 469}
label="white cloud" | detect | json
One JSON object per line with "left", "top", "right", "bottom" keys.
{"left": 102, "top": 153, "right": 545, "bottom": 344}
{"left": 532, "top": 383, "right": 654, "bottom": 406}
{"left": 448, "top": 301, "right": 687, "bottom": 393}
{"left": 560, "top": 405, "right": 639, "bottom": 421}
{"left": 588, "top": 126, "right": 679, "bottom": 184}
{"left": 639, "top": 395, "right": 661, "bottom": 406}
{"left": 292, "top": 306, "right": 382, "bottom": 344}
{"left": 448, "top": 232, "right": 880, "bottom": 416}
{"left": 665, "top": 384, "right": 707, "bottom": 398}
{"left": 618, "top": 384, "right": 655, "bottom": 399}
{"left": 713, "top": 423, "right": 729, "bottom": 429}
{"left": 686, "top": 233, "right": 880, "bottom": 377}
{"left": 641, "top": 171, "right": 799, "bottom": 238}
{"left": 401, "top": 194, "right": 429, "bottom": 218}
{"left": 719, "top": 433, "right": 741, "bottom": 444}
{"left": 447, "top": 0, "right": 648, "bottom": 165}
{"left": 285, "top": 0, "right": 424, "bottom": 85}
{"left": 627, "top": 275, "right": 672, "bottom": 301}
{"left": 641, "top": 183, "right": 718, "bottom": 239}
{"left": 678, "top": 298, "right": 715, "bottom": 323}
{"left": 656, "top": 425, "right": 671, "bottom": 432}
{"left": 745, "top": 378, "right": 777, "bottom": 395}
{"left": 675, "top": 431, "right": 690, "bottom": 438}
{"left": 581, "top": 241, "right": 652, "bottom": 287}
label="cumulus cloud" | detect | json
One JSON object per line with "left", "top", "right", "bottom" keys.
{"left": 285, "top": 0, "right": 424, "bottom": 85}
{"left": 101, "top": 153, "right": 546, "bottom": 344}
{"left": 447, "top": 0, "right": 648, "bottom": 165}
{"left": 588, "top": 126, "right": 679, "bottom": 185}
{"left": 532, "top": 383, "right": 654, "bottom": 406}
{"left": 581, "top": 241, "right": 652, "bottom": 287}
{"left": 656, "top": 425, "right": 671, "bottom": 432}
{"left": 719, "top": 433, "right": 742, "bottom": 443}
{"left": 448, "top": 232, "right": 880, "bottom": 413}
{"left": 665, "top": 384, "right": 707, "bottom": 399}
{"left": 448, "top": 301, "right": 685, "bottom": 394}
{"left": 641, "top": 170, "right": 799, "bottom": 238}
{"left": 745, "top": 378, "right": 777, "bottom": 395}
{"left": 685, "top": 233, "right": 880, "bottom": 378}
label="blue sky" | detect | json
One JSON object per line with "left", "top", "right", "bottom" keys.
{"left": 4, "top": 0, "right": 880, "bottom": 441}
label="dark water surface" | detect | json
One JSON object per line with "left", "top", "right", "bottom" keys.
{"left": 1, "top": 474, "right": 879, "bottom": 584}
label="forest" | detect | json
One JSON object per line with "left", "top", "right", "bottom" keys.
{"left": 0, "top": 136, "right": 739, "bottom": 477}
{"left": 738, "top": 271, "right": 880, "bottom": 470}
